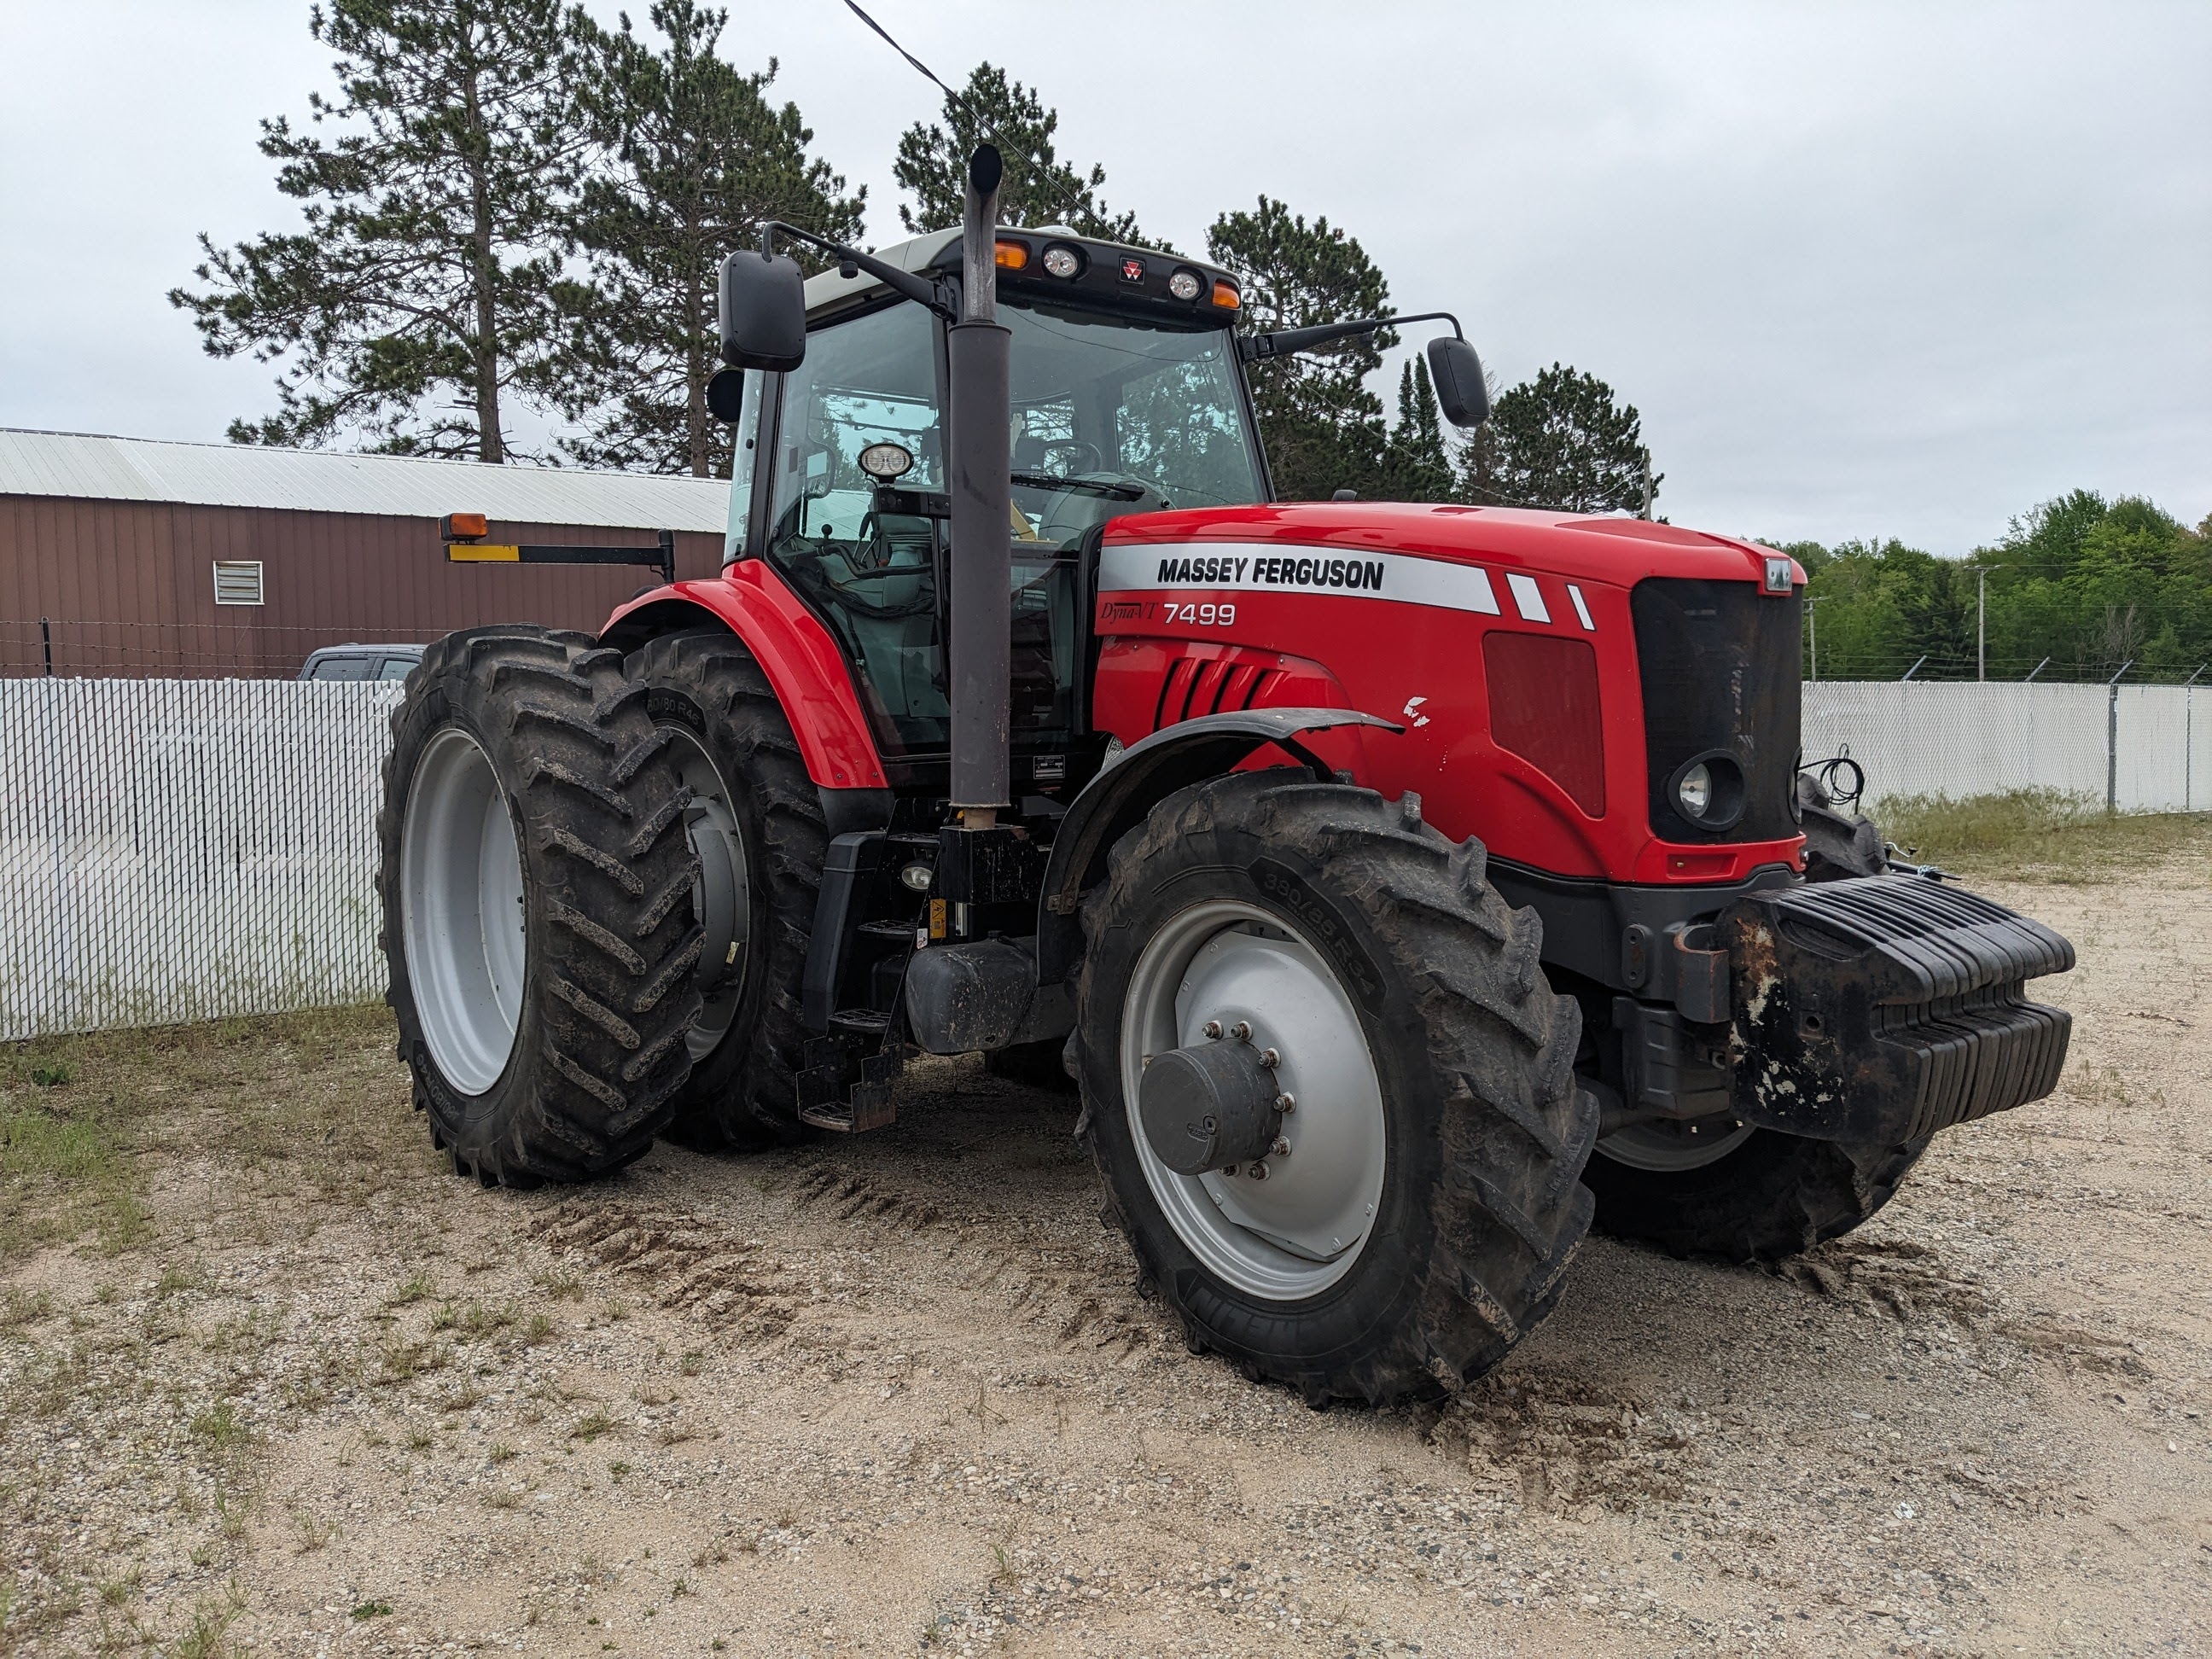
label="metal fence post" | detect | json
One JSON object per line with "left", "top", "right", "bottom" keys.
{"left": 2104, "top": 660, "right": 2133, "bottom": 812}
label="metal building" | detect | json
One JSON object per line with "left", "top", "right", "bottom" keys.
{"left": 0, "top": 430, "right": 731, "bottom": 677}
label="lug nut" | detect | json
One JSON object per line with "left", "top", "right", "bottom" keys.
{"left": 1247, "top": 1161, "right": 1270, "bottom": 1180}
{"left": 1202, "top": 1020, "right": 1222, "bottom": 1039}
{"left": 1259, "top": 1047, "right": 1279, "bottom": 1068}
{"left": 1275, "top": 1092, "right": 1295, "bottom": 1115}
{"left": 1271, "top": 1138, "right": 1291, "bottom": 1157}
{"left": 1231, "top": 1021, "right": 1252, "bottom": 1041}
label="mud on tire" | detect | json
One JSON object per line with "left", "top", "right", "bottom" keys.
{"left": 1074, "top": 770, "right": 1598, "bottom": 1407}
{"left": 629, "top": 629, "right": 828, "bottom": 1150}
{"left": 377, "top": 626, "right": 701, "bottom": 1185}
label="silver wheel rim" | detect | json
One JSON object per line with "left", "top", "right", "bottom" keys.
{"left": 1596, "top": 1115, "right": 1755, "bottom": 1172}
{"left": 400, "top": 727, "right": 526, "bottom": 1096}
{"left": 664, "top": 725, "right": 748, "bottom": 1061}
{"left": 1120, "top": 899, "right": 1387, "bottom": 1301}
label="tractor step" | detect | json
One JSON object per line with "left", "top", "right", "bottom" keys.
{"left": 795, "top": 1021, "right": 907, "bottom": 1133}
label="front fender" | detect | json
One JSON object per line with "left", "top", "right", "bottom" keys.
{"left": 1032, "top": 707, "right": 1403, "bottom": 983}
{"left": 602, "top": 564, "right": 887, "bottom": 789}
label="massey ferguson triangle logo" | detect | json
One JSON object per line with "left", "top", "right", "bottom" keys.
{"left": 1154, "top": 553, "right": 1388, "bottom": 592}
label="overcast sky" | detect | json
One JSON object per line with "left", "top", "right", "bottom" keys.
{"left": 1, "top": 0, "right": 2203, "bottom": 552}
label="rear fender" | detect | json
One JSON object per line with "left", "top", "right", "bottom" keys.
{"left": 601, "top": 566, "right": 888, "bottom": 790}
{"left": 1033, "top": 707, "right": 1402, "bottom": 983}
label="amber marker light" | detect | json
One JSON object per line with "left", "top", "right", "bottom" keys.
{"left": 441, "top": 512, "right": 488, "bottom": 543}
{"left": 1210, "top": 280, "right": 1241, "bottom": 310}
{"left": 993, "top": 240, "right": 1030, "bottom": 270}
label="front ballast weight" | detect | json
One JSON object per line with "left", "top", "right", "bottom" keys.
{"left": 1722, "top": 875, "right": 2074, "bottom": 1143}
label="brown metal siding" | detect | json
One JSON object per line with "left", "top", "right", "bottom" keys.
{"left": 1, "top": 496, "right": 725, "bottom": 676}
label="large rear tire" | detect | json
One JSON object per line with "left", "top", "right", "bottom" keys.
{"left": 1584, "top": 1126, "right": 1927, "bottom": 1260}
{"left": 629, "top": 629, "right": 828, "bottom": 1150}
{"left": 1074, "top": 771, "right": 1597, "bottom": 1406}
{"left": 377, "top": 626, "right": 701, "bottom": 1186}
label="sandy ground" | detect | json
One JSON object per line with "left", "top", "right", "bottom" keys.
{"left": 2, "top": 851, "right": 2208, "bottom": 1657}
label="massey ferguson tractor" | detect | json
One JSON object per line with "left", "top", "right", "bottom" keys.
{"left": 378, "top": 148, "right": 2075, "bottom": 1407}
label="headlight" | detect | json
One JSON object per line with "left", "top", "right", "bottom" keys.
{"left": 1677, "top": 762, "right": 1713, "bottom": 819}
{"left": 1667, "top": 751, "right": 1746, "bottom": 831}
{"left": 1167, "top": 268, "right": 1205, "bottom": 301}
{"left": 1040, "top": 243, "right": 1083, "bottom": 279}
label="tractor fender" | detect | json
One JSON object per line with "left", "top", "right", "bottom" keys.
{"left": 600, "top": 566, "right": 888, "bottom": 791}
{"left": 1033, "top": 707, "right": 1403, "bottom": 984}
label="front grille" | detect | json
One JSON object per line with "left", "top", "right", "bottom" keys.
{"left": 1632, "top": 578, "right": 1801, "bottom": 842}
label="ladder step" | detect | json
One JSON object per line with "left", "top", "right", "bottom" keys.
{"left": 857, "top": 919, "right": 917, "bottom": 938}
{"left": 830, "top": 1008, "right": 892, "bottom": 1034}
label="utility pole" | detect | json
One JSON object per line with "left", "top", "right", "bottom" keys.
{"left": 1977, "top": 567, "right": 1987, "bottom": 682}
{"left": 1806, "top": 596, "right": 1823, "bottom": 683}
{"left": 1639, "top": 451, "right": 1652, "bottom": 521}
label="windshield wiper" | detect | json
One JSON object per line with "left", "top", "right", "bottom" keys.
{"left": 1009, "top": 471, "right": 1145, "bottom": 501}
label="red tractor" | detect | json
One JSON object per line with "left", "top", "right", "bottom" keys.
{"left": 380, "top": 149, "right": 2073, "bottom": 1406}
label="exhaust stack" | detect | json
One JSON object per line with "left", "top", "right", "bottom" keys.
{"left": 946, "top": 143, "right": 1011, "bottom": 824}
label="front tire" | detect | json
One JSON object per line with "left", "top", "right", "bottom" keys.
{"left": 1074, "top": 771, "right": 1597, "bottom": 1406}
{"left": 1584, "top": 1126, "right": 1928, "bottom": 1260}
{"left": 378, "top": 626, "right": 702, "bottom": 1185}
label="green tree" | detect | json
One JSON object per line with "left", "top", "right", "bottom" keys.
{"left": 1378, "top": 359, "right": 1455, "bottom": 502}
{"left": 1467, "top": 364, "right": 1656, "bottom": 514}
{"left": 171, "top": 0, "right": 588, "bottom": 462}
{"left": 1206, "top": 195, "right": 1393, "bottom": 501}
{"left": 561, "top": 1, "right": 864, "bottom": 476}
{"left": 893, "top": 63, "right": 1144, "bottom": 242}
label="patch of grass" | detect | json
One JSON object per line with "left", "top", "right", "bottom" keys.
{"left": 0, "top": 1091, "right": 150, "bottom": 1266}
{"left": 189, "top": 1400, "right": 252, "bottom": 1457}
{"left": 349, "top": 1598, "right": 393, "bottom": 1621}
{"left": 172, "top": 1584, "right": 247, "bottom": 1659}
{"left": 2, "top": 1285, "right": 55, "bottom": 1331}
{"left": 523, "top": 1312, "right": 556, "bottom": 1346}
{"left": 429, "top": 1299, "right": 516, "bottom": 1339}
{"left": 1877, "top": 788, "right": 2212, "bottom": 882}
{"left": 389, "top": 1272, "right": 434, "bottom": 1307}
{"left": 535, "top": 1268, "right": 585, "bottom": 1301}
{"left": 290, "top": 1507, "right": 337, "bottom": 1553}
{"left": 488, "top": 1441, "right": 518, "bottom": 1465}
{"left": 29, "top": 1063, "right": 73, "bottom": 1088}
{"left": 571, "top": 1409, "right": 619, "bottom": 1443}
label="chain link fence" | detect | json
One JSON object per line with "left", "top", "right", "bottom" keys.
{"left": 1804, "top": 681, "right": 2212, "bottom": 812}
{"left": 3, "top": 677, "right": 2207, "bottom": 1041}
{"left": 1, "top": 678, "right": 404, "bottom": 1040}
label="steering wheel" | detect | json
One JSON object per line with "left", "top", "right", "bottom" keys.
{"left": 1040, "top": 439, "right": 1103, "bottom": 476}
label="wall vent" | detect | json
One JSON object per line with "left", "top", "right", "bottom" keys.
{"left": 212, "top": 561, "right": 265, "bottom": 606}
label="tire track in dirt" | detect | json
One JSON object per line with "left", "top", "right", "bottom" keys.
{"left": 528, "top": 1203, "right": 800, "bottom": 1340}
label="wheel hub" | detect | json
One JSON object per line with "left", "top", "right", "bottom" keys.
{"left": 1138, "top": 1029, "right": 1282, "bottom": 1175}
{"left": 1120, "top": 900, "right": 1387, "bottom": 1301}
{"left": 661, "top": 725, "right": 749, "bottom": 1062}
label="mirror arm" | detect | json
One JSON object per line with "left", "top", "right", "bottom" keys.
{"left": 1238, "top": 310, "right": 1464, "bottom": 364}
{"left": 760, "top": 220, "right": 958, "bottom": 321}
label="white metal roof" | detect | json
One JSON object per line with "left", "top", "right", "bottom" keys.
{"left": 0, "top": 428, "right": 731, "bottom": 532}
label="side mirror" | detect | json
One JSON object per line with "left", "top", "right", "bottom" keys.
{"left": 1426, "top": 335, "right": 1490, "bottom": 428}
{"left": 718, "top": 250, "right": 806, "bottom": 372}
{"left": 705, "top": 367, "right": 747, "bottom": 424}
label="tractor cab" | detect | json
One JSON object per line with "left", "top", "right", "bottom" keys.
{"left": 722, "top": 225, "right": 1266, "bottom": 765}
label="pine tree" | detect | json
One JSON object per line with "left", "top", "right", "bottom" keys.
{"left": 1380, "top": 359, "right": 1455, "bottom": 502}
{"left": 561, "top": 1, "right": 864, "bottom": 476}
{"left": 1465, "top": 363, "right": 1656, "bottom": 514}
{"left": 893, "top": 63, "right": 1147, "bottom": 242}
{"left": 1205, "top": 196, "right": 1392, "bottom": 501}
{"left": 170, "top": 0, "right": 589, "bottom": 462}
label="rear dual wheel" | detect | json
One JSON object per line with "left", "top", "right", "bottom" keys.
{"left": 1074, "top": 771, "right": 1598, "bottom": 1406}
{"left": 378, "top": 626, "right": 702, "bottom": 1185}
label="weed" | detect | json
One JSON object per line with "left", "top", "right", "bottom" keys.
{"left": 154, "top": 1262, "right": 201, "bottom": 1299}
{"left": 679, "top": 1348, "right": 704, "bottom": 1377}
{"left": 608, "top": 1460, "right": 632, "bottom": 1480}
{"left": 172, "top": 1583, "right": 247, "bottom": 1658}
{"left": 389, "top": 1272, "right": 434, "bottom": 1307}
{"left": 96, "top": 1567, "right": 142, "bottom": 1607}
{"left": 604, "top": 1299, "right": 629, "bottom": 1323}
{"left": 350, "top": 1599, "right": 393, "bottom": 1621}
{"left": 189, "top": 1543, "right": 216, "bottom": 1568}
{"left": 29, "top": 1064, "right": 73, "bottom": 1087}
{"left": 439, "top": 1382, "right": 487, "bottom": 1413}
{"left": 572, "top": 1409, "right": 618, "bottom": 1443}
{"left": 1, "top": 1286, "right": 55, "bottom": 1330}
{"left": 523, "top": 1312, "right": 556, "bottom": 1346}
{"left": 291, "top": 1507, "right": 337, "bottom": 1553}
{"left": 94, "top": 1282, "right": 117, "bottom": 1304}
{"left": 489, "top": 1441, "right": 519, "bottom": 1465}
{"left": 536, "top": 1268, "right": 585, "bottom": 1301}
{"left": 375, "top": 1338, "right": 452, "bottom": 1384}
{"left": 189, "top": 1400, "right": 252, "bottom": 1456}
{"left": 405, "top": 1427, "right": 434, "bottom": 1452}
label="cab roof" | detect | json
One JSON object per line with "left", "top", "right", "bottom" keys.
{"left": 802, "top": 226, "right": 1243, "bottom": 329}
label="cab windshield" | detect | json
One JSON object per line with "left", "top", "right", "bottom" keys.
{"left": 760, "top": 297, "right": 1261, "bottom": 754}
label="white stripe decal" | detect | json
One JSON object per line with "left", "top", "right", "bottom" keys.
{"left": 1567, "top": 583, "right": 1595, "bottom": 632}
{"left": 1506, "top": 572, "right": 1550, "bottom": 624}
{"left": 1100, "top": 541, "right": 1500, "bottom": 615}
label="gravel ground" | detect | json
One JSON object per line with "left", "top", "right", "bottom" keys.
{"left": 2, "top": 850, "right": 2207, "bottom": 1656}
